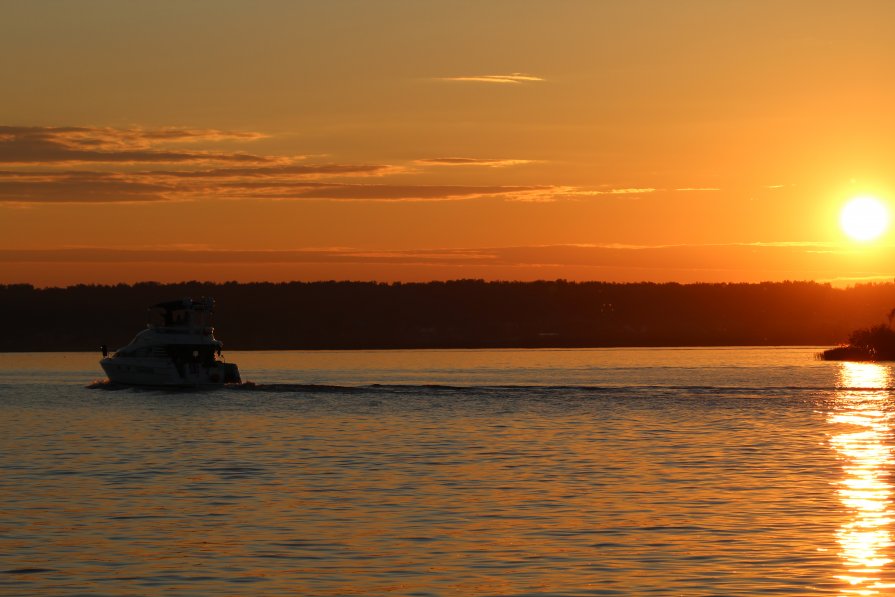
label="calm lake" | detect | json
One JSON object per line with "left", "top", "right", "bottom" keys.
{"left": 1, "top": 347, "right": 893, "bottom": 595}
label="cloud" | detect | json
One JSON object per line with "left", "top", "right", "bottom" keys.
{"left": 492, "top": 185, "right": 665, "bottom": 203}
{"left": 0, "top": 247, "right": 498, "bottom": 265}
{"left": 0, "top": 242, "right": 850, "bottom": 267}
{"left": 0, "top": 243, "right": 895, "bottom": 285}
{"left": 0, "top": 125, "right": 722, "bottom": 205}
{"left": 6, "top": 242, "right": 889, "bottom": 286}
{"left": 746, "top": 241, "right": 837, "bottom": 248}
{"left": 146, "top": 163, "right": 401, "bottom": 180}
{"left": 435, "top": 73, "right": 544, "bottom": 84}
{"left": 0, "top": 177, "right": 168, "bottom": 203}
{"left": 0, "top": 164, "right": 551, "bottom": 203}
{"left": 0, "top": 243, "right": 893, "bottom": 284}
{"left": 596, "top": 188, "right": 657, "bottom": 195}
{"left": 826, "top": 274, "right": 895, "bottom": 284}
{"left": 0, "top": 125, "right": 558, "bottom": 203}
{"left": 214, "top": 182, "right": 550, "bottom": 202}
{"left": 0, "top": 126, "right": 270, "bottom": 165}
{"left": 415, "top": 157, "right": 534, "bottom": 168}
{"left": 0, "top": 170, "right": 173, "bottom": 202}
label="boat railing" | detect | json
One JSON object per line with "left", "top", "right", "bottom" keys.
{"left": 148, "top": 325, "right": 215, "bottom": 335}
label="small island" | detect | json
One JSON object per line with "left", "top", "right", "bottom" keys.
{"left": 820, "top": 310, "right": 895, "bottom": 361}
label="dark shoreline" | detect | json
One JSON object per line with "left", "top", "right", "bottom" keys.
{"left": 3, "top": 280, "right": 895, "bottom": 352}
{"left": 0, "top": 344, "right": 829, "bottom": 354}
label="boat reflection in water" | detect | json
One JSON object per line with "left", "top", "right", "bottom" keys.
{"left": 831, "top": 362, "right": 895, "bottom": 594}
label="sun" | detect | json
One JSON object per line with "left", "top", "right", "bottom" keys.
{"left": 840, "top": 196, "right": 890, "bottom": 242}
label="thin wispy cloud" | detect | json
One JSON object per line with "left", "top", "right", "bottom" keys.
{"left": 598, "top": 188, "right": 657, "bottom": 195}
{"left": 0, "top": 247, "right": 505, "bottom": 265}
{"left": 6, "top": 240, "right": 886, "bottom": 288}
{"left": 0, "top": 126, "right": 270, "bottom": 165}
{"left": 214, "top": 183, "right": 550, "bottom": 202}
{"left": 416, "top": 157, "right": 534, "bottom": 168}
{"left": 0, "top": 177, "right": 170, "bottom": 203}
{"left": 146, "top": 163, "right": 401, "bottom": 180}
{"left": 0, "top": 168, "right": 551, "bottom": 203}
{"left": 0, "top": 243, "right": 869, "bottom": 276}
{"left": 826, "top": 274, "right": 895, "bottom": 284}
{"left": 747, "top": 241, "right": 837, "bottom": 248}
{"left": 435, "top": 73, "right": 544, "bottom": 84}
{"left": 504, "top": 186, "right": 662, "bottom": 203}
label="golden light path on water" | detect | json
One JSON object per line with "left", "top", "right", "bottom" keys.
{"left": 831, "top": 362, "right": 895, "bottom": 595}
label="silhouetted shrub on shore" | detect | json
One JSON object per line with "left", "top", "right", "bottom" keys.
{"left": 820, "top": 322, "right": 895, "bottom": 361}
{"left": 819, "top": 345, "right": 873, "bottom": 361}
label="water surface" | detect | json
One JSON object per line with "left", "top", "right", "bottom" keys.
{"left": 1, "top": 348, "right": 893, "bottom": 595}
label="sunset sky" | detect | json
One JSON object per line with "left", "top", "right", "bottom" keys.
{"left": 2, "top": 0, "right": 895, "bottom": 286}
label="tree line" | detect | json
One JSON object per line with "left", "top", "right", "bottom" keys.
{"left": 1, "top": 279, "right": 893, "bottom": 351}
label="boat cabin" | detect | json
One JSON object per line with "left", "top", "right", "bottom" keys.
{"left": 148, "top": 297, "right": 215, "bottom": 330}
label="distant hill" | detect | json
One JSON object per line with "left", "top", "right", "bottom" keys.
{"left": 1, "top": 280, "right": 894, "bottom": 351}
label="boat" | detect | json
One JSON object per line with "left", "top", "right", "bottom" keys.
{"left": 100, "top": 297, "right": 241, "bottom": 386}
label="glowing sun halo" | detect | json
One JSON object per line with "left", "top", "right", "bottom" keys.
{"left": 840, "top": 196, "right": 890, "bottom": 242}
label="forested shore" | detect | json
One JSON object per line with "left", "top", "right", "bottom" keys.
{"left": 2, "top": 280, "right": 893, "bottom": 351}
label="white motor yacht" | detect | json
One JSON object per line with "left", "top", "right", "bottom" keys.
{"left": 100, "top": 297, "right": 241, "bottom": 387}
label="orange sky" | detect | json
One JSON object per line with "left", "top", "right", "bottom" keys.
{"left": 2, "top": 1, "right": 895, "bottom": 286}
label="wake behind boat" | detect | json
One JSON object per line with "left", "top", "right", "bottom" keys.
{"left": 100, "top": 297, "right": 241, "bottom": 387}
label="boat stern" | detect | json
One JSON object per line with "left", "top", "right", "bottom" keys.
{"left": 222, "top": 362, "right": 241, "bottom": 384}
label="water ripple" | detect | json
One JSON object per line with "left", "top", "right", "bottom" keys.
{"left": 2, "top": 349, "right": 893, "bottom": 595}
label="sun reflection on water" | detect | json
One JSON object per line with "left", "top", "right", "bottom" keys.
{"left": 831, "top": 362, "right": 895, "bottom": 595}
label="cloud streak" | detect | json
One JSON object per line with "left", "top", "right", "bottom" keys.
{"left": 213, "top": 182, "right": 549, "bottom": 202}
{"left": 146, "top": 163, "right": 398, "bottom": 179}
{"left": 4, "top": 242, "right": 883, "bottom": 286}
{"left": 0, "top": 167, "right": 550, "bottom": 203}
{"left": 0, "top": 126, "right": 270, "bottom": 165}
{"left": 415, "top": 157, "right": 534, "bottom": 168}
{"left": 0, "top": 242, "right": 852, "bottom": 266}
{"left": 435, "top": 73, "right": 544, "bottom": 84}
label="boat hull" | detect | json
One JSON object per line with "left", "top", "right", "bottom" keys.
{"left": 100, "top": 357, "right": 240, "bottom": 387}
